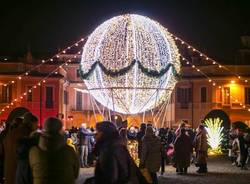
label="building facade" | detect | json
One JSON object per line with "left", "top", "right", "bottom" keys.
{"left": 1, "top": 49, "right": 250, "bottom": 129}
{"left": 61, "top": 57, "right": 250, "bottom": 129}
{"left": 0, "top": 54, "right": 64, "bottom": 126}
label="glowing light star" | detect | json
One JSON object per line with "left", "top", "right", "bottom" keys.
{"left": 80, "top": 14, "right": 180, "bottom": 114}
{"left": 204, "top": 118, "right": 224, "bottom": 155}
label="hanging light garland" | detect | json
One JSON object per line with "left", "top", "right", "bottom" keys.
{"left": 168, "top": 31, "right": 247, "bottom": 83}
{"left": 79, "top": 60, "right": 180, "bottom": 79}
{"left": 0, "top": 36, "right": 88, "bottom": 115}
{"left": 0, "top": 50, "right": 82, "bottom": 115}
{"left": 181, "top": 55, "right": 250, "bottom": 113}
{"left": 0, "top": 37, "right": 86, "bottom": 87}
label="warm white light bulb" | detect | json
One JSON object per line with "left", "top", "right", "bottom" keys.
{"left": 81, "top": 14, "right": 180, "bottom": 114}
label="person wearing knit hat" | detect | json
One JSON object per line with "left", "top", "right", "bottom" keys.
{"left": 5, "top": 107, "right": 29, "bottom": 126}
{"left": 95, "top": 121, "right": 118, "bottom": 138}
{"left": 29, "top": 117, "right": 79, "bottom": 184}
{"left": 44, "top": 117, "right": 63, "bottom": 134}
{"left": 22, "top": 112, "right": 39, "bottom": 134}
{"left": 91, "top": 121, "right": 139, "bottom": 184}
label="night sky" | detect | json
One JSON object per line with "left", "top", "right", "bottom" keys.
{"left": 0, "top": 0, "right": 249, "bottom": 63}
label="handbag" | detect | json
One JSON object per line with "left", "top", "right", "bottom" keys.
{"left": 166, "top": 145, "right": 174, "bottom": 157}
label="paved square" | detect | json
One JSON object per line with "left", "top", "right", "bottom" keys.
{"left": 159, "top": 156, "right": 250, "bottom": 184}
{"left": 76, "top": 156, "right": 250, "bottom": 184}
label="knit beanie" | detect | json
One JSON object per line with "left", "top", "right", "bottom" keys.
{"left": 44, "top": 117, "right": 62, "bottom": 134}
{"left": 23, "top": 112, "right": 38, "bottom": 124}
{"left": 6, "top": 107, "right": 29, "bottom": 125}
{"left": 96, "top": 121, "right": 118, "bottom": 136}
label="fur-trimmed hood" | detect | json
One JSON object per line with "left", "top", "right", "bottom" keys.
{"left": 38, "top": 133, "right": 65, "bottom": 152}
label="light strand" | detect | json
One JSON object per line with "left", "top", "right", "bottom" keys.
{"left": 0, "top": 50, "right": 82, "bottom": 116}
{"left": 181, "top": 55, "right": 250, "bottom": 113}
{"left": 169, "top": 32, "right": 246, "bottom": 82}
{"left": 0, "top": 37, "right": 86, "bottom": 87}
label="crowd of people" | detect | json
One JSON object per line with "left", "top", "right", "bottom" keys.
{"left": 228, "top": 128, "right": 250, "bottom": 170}
{"left": 0, "top": 107, "right": 249, "bottom": 184}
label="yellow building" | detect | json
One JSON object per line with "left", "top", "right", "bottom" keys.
{"left": 59, "top": 54, "right": 250, "bottom": 129}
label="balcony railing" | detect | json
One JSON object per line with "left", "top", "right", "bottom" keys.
{"left": 176, "top": 102, "right": 246, "bottom": 110}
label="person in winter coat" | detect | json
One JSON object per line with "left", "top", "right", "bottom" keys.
{"left": 15, "top": 112, "right": 39, "bottom": 184}
{"left": 79, "top": 123, "right": 95, "bottom": 168}
{"left": 140, "top": 126, "right": 162, "bottom": 184}
{"left": 92, "top": 121, "right": 142, "bottom": 184}
{"left": 237, "top": 129, "right": 248, "bottom": 170}
{"left": 174, "top": 128, "right": 193, "bottom": 174}
{"left": 1, "top": 107, "right": 30, "bottom": 184}
{"left": 137, "top": 123, "right": 146, "bottom": 160}
{"left": 119, "top": 128, "right": 128, "bottom": 146}
{"left": 194, "top": 124, "right": 208, "bottom": 173}
{"left": 29, "top": 117, "right": 79, "bottom": 184}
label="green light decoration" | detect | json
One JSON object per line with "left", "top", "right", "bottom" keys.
{"left": 79, "top": 60, "right": 180, "bottom": 79}
{"left": 204, "top": 118, "right": 224, "bottom": 155}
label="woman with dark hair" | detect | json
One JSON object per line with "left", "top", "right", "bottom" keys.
{"left": 174, "top": 128, "right": 192, "bottom": 174}
{"left": 90, "top": 121, "right": 145, "bottom": 184}
{"left": 16, "top": 112, "right": 39, "bottom": 184}
{"left": 93, "top": 121, "right": 130, "bottom": 184}
{"left": 1, "top": 107, "right": 29, "bottom": 184}
{"left": 137, "top": 123, "right": 146, "bottom": 161}
{"left": 119, "top": 128, "right": 128, "bottom": 146}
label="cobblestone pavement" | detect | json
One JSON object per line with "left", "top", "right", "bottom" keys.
{"left": 159, "top": 155, "right": 250, "bottom": 184}
{"left": 76, "top": 156, "right": 250, "bottom": 184}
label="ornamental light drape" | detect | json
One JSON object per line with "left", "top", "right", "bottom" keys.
{"left": 80, "top": 14, "right": 180, "bottom": 114}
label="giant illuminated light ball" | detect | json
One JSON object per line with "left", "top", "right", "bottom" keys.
{"left": 80, "top": 14, "right": 180, "bottom": 114}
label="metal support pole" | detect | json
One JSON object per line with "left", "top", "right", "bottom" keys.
{"left": 39, "top": 83, "right": 42, "bottom": 128}
{"left": 111, "top": 88, "right": 115, "bottom": 112}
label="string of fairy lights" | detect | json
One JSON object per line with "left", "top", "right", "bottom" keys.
{"left": 166, "top": 28, "right": 250, "bottom": 113}
{"left": 0, "top": 37, "right": 86, "bottom": 87}
{"left": 0, "top": 54, "right": 81, "bottom": 115}
{"left": 181, "top": 55, "right": 250, "bottom": 112}
{"left": 0, "top": 36, "right": 87, "bottom": 115}
{"left": 168, "top": 31, "right": 247, "bottom": 83}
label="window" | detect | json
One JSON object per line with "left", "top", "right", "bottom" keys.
{"left": 27, "top": 86, "right": 32, "bottom": 101}
{"left": 245, "top": 87, "right": 250, "bottom": 105}
{"left": 64, "top": 91, "right": 68, "bottom": 105}
{"left": 215, "top": 88, "right": 222, "bottom": 102}
{"left": 0, "top": 85, "right": 12, "bottom": 103}
{"left": 46, "top": 86, "right": 53, "bottom": 108}
{"left": 223, "top": 87, "right": 230, "bottom": 105}
{"left": 76, "top": 69, "right": 80, "bottom": 78}
{"left": 200, "top": 87, "right": 207, "bottom": 103}
{"left": 76, "top": 91, "right": 82, "bottom": 110}
{"left": 177, "top": 87, "right": 192, "bottom": 108}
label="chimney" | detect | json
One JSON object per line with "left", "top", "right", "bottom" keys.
{"left": 26, "top": 50, "right": 33, "bottom": 63}
{"left": 241, "top": 36, "right": 250, "bottom": 48}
